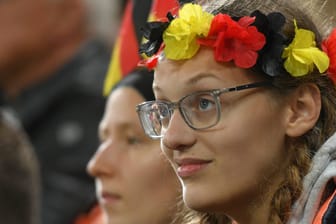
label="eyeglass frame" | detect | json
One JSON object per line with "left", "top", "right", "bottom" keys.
{"left": 136, "top": 81, "right": 272, "bottom": 139}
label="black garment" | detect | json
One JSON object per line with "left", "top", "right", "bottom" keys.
{"left": 323, "top": 191, "right": 336, "bottom": 224}
{"left": 10, "top": 39, "right": 109, "bottom": 224}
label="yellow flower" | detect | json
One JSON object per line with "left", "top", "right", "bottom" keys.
{"left": 282, "top": 20, "right": 329, "bottom": 77}
{"left": 163, "top": 3, "right": 214, "bottom": 60}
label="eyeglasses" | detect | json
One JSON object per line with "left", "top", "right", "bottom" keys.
{"left": 136, "top": 81, "right": 271, "bottom": 139}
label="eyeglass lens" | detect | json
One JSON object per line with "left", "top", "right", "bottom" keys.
{"left": 137, "top": 81, "right": 271, "bottom": 139}
{"left": 137, "top": 91, "right": 220, "bottom": 138}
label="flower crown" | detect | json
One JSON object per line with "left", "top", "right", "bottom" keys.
{"left": 139, "top": 3, "right": 336, "bottom": 83}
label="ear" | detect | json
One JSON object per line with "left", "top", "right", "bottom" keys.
{"left": 285, "top": 83, "right": 321, "bottom": 137}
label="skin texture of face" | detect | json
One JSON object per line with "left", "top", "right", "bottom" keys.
{"left": 87, "top": 87, "right": 180, "bottom": 224}
{"left": 154, "top": 47, "right": 291, "bottom": 224}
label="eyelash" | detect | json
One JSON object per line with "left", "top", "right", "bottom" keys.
{"left": 98, "top": 131, "right": 145, "bottom": 146}
{"left": 126, "top": 135, "right": 142, "bottom": 145}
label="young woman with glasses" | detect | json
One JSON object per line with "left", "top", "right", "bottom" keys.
{"left": 136, "top": 0, "right": 336, "bottom": 223}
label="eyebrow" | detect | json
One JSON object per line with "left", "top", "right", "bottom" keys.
{"left": 153, "top": 84, "right": 161, "bottom": 93}
{"left": 98, "top": 121, "right": 136, "bottom": 140}
{"left": 186, "top": 73, "right": 221, "bottom": 85}
{"left": 98, "top": 122, "right": 107, "bottom": 141}
{"left": 153, "top": 72, "right": 221, "bottom": 93}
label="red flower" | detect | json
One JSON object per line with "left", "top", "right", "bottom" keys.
{"left": 138, "top": 54, "right": 159, "bottom": 70}
{"left": 198, "top": 14, "right": 266, "bottom": 68}
{"left": 322, "top": 28, "right": 336, "bottom": 84}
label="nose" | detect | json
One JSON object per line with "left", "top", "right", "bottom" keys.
{"left": 87, "top": 139, "right": 118, "bottom": 178}
{"left": 162, "top": 108, "right": 196, "bottom": 151}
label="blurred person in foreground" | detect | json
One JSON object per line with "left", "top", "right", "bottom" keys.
{"left": 0, "top": 0, "right": 112, "bottom": 223}
{"left": 0, "top": 106, "right": 40, "bottom": 224}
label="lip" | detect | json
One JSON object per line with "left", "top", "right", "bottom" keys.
{"left": 175, "top": 158, "right": 212, "bottom": 178}
{"left": 99, "top": 191, "right": 122, "bottom": 206}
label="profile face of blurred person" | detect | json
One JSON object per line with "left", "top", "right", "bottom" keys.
{"left": 87, "top": 80, "right": 181, "bottom": 224}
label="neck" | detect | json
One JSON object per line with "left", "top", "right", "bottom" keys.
{"left": 217, "top": 193, "right": 272, "bottom": 224}
{"left": 223, "top": 168, "right": 287, "bottom": 224}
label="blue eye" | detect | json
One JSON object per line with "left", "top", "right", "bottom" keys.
{"left": 199, "top": 98, "right": 211, "bottom": 110}
{"left": 182, "top": 93, "right": 216, "bottom": 114}
{"left": 197, "top": 97, "right": 215, "bottom": 112}
{"left": 159, "top": 106, "right": 169, "bottom": 118}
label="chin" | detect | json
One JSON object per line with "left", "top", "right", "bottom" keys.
{"left": 182, "top": 185, "right": 216, "bottom": 212}
{"left": 182, "top": 184, "right": 236, "bottom": 214}
{"left": 184, "top": 198, "right": 220, "bottom": 213}
{"left": 104, "top": 213, "right": 132, "bottom": 224}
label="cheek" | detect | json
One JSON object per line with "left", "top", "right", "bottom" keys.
{"left": 160, "top": 140, "right": 174, "bottom": 163}
{"left": 131, "top": 152, "right": 180, "bottom": 216}
{"left": 210, "top": 95, "right": 287, "bottom": 180}
{"left": 133, "top": 150, "right": 178, "bottom": 191}
{"left": 117, "top": 151, "right": 179, "bottom": 223}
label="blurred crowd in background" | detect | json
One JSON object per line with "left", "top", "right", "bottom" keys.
{"left": 0, "top": 0, "right": 128, "bottom": 223}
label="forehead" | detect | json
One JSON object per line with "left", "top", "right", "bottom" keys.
{"left": 104, "top": 87, "right": 144, "bottom": 124}
{"left": 153, "top": 47, "right": 257, "bottom": 94}
{"left": 156, "top": 47, "right": 218, "bottom": 79}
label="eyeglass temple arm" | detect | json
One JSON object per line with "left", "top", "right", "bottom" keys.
{"left": 227, "top": 81, "right": 272, "bottom": 92}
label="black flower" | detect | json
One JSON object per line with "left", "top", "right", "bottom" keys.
{"left": 252, "top": 11, "right": 288, "bottom": 77}
{"left": 139, "top": 13, "right": 174, "bottom": 57}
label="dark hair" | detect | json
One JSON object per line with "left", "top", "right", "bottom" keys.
{"left": 111, "top": 68, "right": 155, "bottom": 101}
